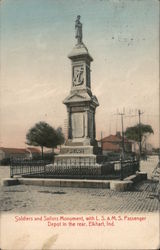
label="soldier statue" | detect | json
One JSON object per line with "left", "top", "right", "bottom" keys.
{"left": 75, "top": 15, "right": 82, "bottom": 44}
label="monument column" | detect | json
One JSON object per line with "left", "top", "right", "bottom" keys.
{"left": 93, "top": 112, "right": 96, "bottom": 139}
{"left": 84, "top": 110, "right": 88, "bottom": 138}
{"left": 63, "top": 15, "right": 99, "bottom": 146}
{"left": 53, "top": 16, "right": 101, "bottom": 170}
{"left": 67, "top": 108, "right": 72, "bottom": 139}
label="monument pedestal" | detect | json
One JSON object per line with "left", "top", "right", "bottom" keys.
{"left": 54, "top": 145, "right": 98, "bottom": 166}
{"left": 53, "top": 145, "right": 101, "bottom": 176}
{"left": 55, "top": 145, "right": 100, "bottom": 165}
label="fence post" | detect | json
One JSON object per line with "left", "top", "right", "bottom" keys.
{"left": 44, "top": 161, "right": 46, "bottom": 173}
{"left": 132, "top": 158, "right": 134, "bottom": 175}
{"left": 10, "top": 158, "right": 13, "bottom": 178}
{"left": 80, "top": 158, "right": 81, "bottom": 176}
{"left": 120, "top": 155, "right": 123, "bottom": 180}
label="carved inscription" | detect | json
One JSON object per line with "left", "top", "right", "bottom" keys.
{"left": 67, "top": 149, "right": 85, "bottom": 154}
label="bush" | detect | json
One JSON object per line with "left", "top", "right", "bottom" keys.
{"left": 32, "top": 152, "right": 55, "bottom": 162}
{"left": 0, "top": 158, "right": 10, "bottom": 166}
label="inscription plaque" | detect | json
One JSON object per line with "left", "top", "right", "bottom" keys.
{"left": 72, "top": 113, "right": 85, "bottom": 138}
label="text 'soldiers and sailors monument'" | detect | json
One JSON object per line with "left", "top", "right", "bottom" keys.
{"left": 54, "top": 16, "right": 100, "bottom": 170}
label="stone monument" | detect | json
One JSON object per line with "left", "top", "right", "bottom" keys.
{"left": 54, "top": 16, "right": 100, "bottom": 171}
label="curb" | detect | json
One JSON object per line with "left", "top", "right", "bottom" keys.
{"left": 1, "top": 172, "right": 147, "bottom": 191}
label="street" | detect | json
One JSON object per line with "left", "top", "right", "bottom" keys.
{"left": 0, "top": 155, "right": 159, "bottom": 214}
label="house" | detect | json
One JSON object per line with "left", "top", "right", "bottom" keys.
{"left": 100, "top": 132, "right": 132, "bottom": 154}
{"left": 0, "top": 147, "right": 41, "bottom": 162}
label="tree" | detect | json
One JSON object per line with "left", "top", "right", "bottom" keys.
{"left": 26, "top": 121, "right": 65, "bottom": 159}
{"left": 125, "top": 123, "right": 154, "bottom": 152}
{"left": 55, "top": 127, "right": 65, "bottom": 146}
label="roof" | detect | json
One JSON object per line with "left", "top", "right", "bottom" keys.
{"left": 0, "top": 147, "right": 26, "bottom": 154}
{"left": 102, "top": 141, "right": 120, "bottom": 152}
{"left": 0, "top": 147, "right": 40, "bottom": 154}
{"left": 102, "top": 134, "right": 129, "bottom": 143}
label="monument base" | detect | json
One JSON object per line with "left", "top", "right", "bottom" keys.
{"left": 54, "top": 146, "right": 100, "bottom": 166}
{"left": 52, "top": 145, "right": 101, "bottom": 176}
{"left": 54, "top": 145, "right": 98, "bottom": 166}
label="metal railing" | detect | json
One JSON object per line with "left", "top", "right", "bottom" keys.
{"left": 10, "top": 157, "right": 139, "bottom": 180}
{"left": 101, "top": 159, "right": 139, "bottom": 180}
{"left": 10, "top": 158, "right": 49, "bottom": 178}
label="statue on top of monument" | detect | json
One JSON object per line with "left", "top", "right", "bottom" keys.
{"left": 75, "top": 15, "right": 82, "bottom": 44}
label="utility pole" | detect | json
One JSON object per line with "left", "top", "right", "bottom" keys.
{"left": 101, "top": 131, "right": 103, "bottom": 153}
{"left": 117, "top": 112, "right": 125, "bottom": 159}
{"left": 116, "top": 112, "right": 125, "bottom": 180}
{"left": 138, "top": 109, "right": 144, "bottom": 159}
{"left": 159, "top": 106, "right": 160, "bottom": 163}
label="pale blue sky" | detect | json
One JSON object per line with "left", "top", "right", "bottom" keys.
{"left": 0, "top": 0, "right": 159, "bottom": 147}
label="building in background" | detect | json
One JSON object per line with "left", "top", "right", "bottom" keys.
{"left": 0, "top": 147, "right": 41, "bottom": 164}
{"left": 100, "top": 132, "right": 132, "bottom": 155}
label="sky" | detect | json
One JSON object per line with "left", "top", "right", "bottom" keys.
{"left": 0, "top": 0, "right": 159, "bottom": 148}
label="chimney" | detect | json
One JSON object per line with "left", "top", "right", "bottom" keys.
{"left": 116, "top": 131, "right": 121, "bottom": 138}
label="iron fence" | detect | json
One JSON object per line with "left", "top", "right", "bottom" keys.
{"left": 101, "top": 159, "right": 139, "bottom": 179}
{"left": 10, "top": 158, "right": 50, "bottom": 178}
{"left": 10, "top": 157, "right": 139, "bottom": 180}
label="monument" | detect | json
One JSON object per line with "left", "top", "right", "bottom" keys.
{"left": 54, "top": 16, "right": 101, "bottom": 172}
